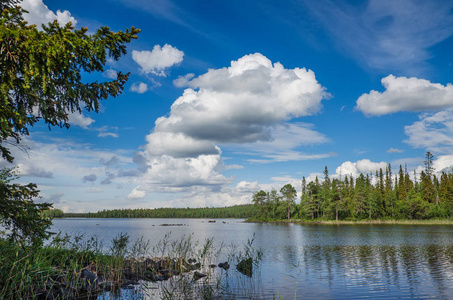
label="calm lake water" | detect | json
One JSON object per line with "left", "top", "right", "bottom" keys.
{"left": 51, "top": 218, "right": 453, "bottom": 299}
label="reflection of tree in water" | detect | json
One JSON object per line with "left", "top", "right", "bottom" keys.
{"left": 296, "top": 244, "right": 453, "bottom": 298}
{"left": 424, "top": 245, "right": 450, "bottom": 298}
{"left": 377, "top": 246, "right": 399, "bottom": 288}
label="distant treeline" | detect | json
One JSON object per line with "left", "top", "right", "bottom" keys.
{"left": 252, "top": 152, "right": 453, "bottom": 221}
{"left": 41, "top": 208, "right": 65, "bottom": 218}
{"left": 44, "top": 204, "right": 256, "bottom": 219}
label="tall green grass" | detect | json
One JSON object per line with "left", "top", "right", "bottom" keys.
{"left": 0, "top": 232, "right": 116, "bottom": 298}
{"left": 0, "top": 231, "right": 264, "bottom": 299}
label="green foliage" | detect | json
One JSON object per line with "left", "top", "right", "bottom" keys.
{"left": 251, "top": 184, "right": 299, "bottom": 220}
{"left": 0, "top": 2, "right": 139, "bottom": 248}
{"left": 0, "top": 168, "right": 51, "bottom": 246}
{"left": 84, "top": 204, "right": 256, "bottom": 219}
{"left": 110, "top": 232, "right": 130, "bottom": 257}
{"left": 0, "top": 3, "right": 140, "bottom": 162}
{"left": 41, "top": 208, "right": 64, "bottom": 218}
{"left": 0, "top": 234, "right": 104, "bottom": 298}
{"left": 252, "top": 190, "right": 268, "bottom": 219}
{"left": 280, "top": 184, "right": 297, "bottom": 220}
{"left": 253, "top": 152, "right": 453, "bottom": 222}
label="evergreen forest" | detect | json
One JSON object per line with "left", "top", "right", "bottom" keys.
{"left": 251, "top": 152, "right": 453, "bottom": 221}
{"left": 63, "top": 204, "right": 256, "bottom": 219}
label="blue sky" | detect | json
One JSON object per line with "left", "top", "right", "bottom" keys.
{"left": 7, "top": 0, "right": 453, "bottom": 212}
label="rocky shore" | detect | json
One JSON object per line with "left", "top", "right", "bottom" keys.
{"left": 36, "top": 256, "right": 239, "bottom": 299}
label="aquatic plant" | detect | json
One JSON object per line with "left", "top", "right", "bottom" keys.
{"left": 0, "top": 230, "right": 265, "bottom": 299}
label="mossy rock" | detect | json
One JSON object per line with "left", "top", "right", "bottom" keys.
{"left": 236, "top": 258, "right": 253, "bottom": 277}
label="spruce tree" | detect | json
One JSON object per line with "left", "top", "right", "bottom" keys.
{"left": 0, "top": 2, "right": 139, "bottom": 245}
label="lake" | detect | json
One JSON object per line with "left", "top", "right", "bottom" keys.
{"left": 50, "top": 218, "right": 453, "bottom": 299}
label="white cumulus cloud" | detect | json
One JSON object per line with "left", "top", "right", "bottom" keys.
{"left": 128, "top": 187, "right": 146, "bottom": 200}
{"left": 405, "top": 108, "right": 453, "bottom": 153}
{"left": 132, "top": 44, "right": 184, "bottom": 76}
{"left": 233, "top": 123, "right": 330, "bottom": 163}
{"left": 132, "top": 53, "right": 329, "bottom": 201}
{"left": 16, "top": 163, "right": 53, "bottom": 178}
{"left": 140, "top": 153, "right": 232, "bottom": 193}
{"left": 335, "top": 159, "right": 388, "bottom": 178}
{"left": 147, "top": 53, "right": 329, "bottom": 157}
{"left": 130, "top": 82, "right": 149, "bottom": 94}
{"left": 356, "top": 75, "right": 453, "bottom": 116}
{"left": 432, "top": 155, "right": 453, "bottom": 173}
{"left": 21, "top": 0, "right": 77, "bottom": 28}
{"left": 103, "top": 69, "right": 118, "bottom": 79}
{"left": 173, "top": 73, "right": 195, "bottom": 87}
{"left": 67, "top": 111, "right": 94, "bottom": 129}
{"left": 413, "top": 155, "right": 453, "bottom": 178}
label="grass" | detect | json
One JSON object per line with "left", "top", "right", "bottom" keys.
{"left": 0, "top": 231, "right": 265, "bottom": 299}
{"left": 217, "top": 233, "right": 265, "bottom": 299}
{"left": 0, "top": 232, "right": 123, "bottom": 299}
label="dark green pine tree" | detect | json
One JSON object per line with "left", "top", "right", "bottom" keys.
{"left": 439, "top": 172, "right": 453, "bottom": 217}
{"left": 300, "top": 176, "right": 307, "bottom": 218}
{"left": 0, "top": 2, "right": 140, "bottom": 246}
{"left": 425, "top": 152, "right": 434, "bottom": 178}
{"left": 365, "top": 173, "right": 375, "bottom": 220}
{"left": 397, "top": 165, "right": 407, "bottom": 203}
{"left": 320, "top": 166, "right": 331, "bottom": 218}
{"left": 374, "top": 169, "right": 384, "bottom": 218}
{"left": 385, "top": 164, "right": 396, "bottom": 218}
{"left": 280, "top": 184, "right": 297, "bottom": 220}
{"left": 252, "top": 190, "right": 267, "bottom": 218}
{"left": 330, "top": 178, "right": 345, "bottom": 221}
{"left": 420, "top": 170, "right": 435, "bottom": 205}
{"left": 306, "top": 178, "right": 320, "bottom": 219}
{"left": 354, "top": 174, "right": 368, "bottom": 219}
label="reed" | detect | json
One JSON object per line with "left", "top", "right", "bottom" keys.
{"left": 0, "top": 231, "right": 265, "bottom": 299}
{"left": 0, "top": 232, "right": 119, "bottom": 299}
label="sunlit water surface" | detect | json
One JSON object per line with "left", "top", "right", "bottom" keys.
{"left": 51, "top": 218, "right": 453, "bottom": 299}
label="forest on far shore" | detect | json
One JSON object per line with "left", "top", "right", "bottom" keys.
{"left": 42, "top": 204, "right": 256, "bottom": 219}
{"left": 44, "top": 152, "right": 453, "bottom": 222}
{"left": 251, "top": 152, "right": 453, "bottom": 221}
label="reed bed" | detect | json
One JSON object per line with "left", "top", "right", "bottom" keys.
{"left": 0, "top": 231, "right": 264, "bottom": 299}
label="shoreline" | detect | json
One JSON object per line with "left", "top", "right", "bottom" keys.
{"left": 245, "top": 219, "right": 453, "bottom": 225}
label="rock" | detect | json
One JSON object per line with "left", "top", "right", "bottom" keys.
{"left": 218, "top": 262, "right": 230, "bottom": 270}
{"left": 193, "top": 271, "right": 207, "bottom": 281}
{"left": 81, "top": 268, "right": 99, "bottom": 291}
{"left": 147, "top": 274, "right": 165, "bottom": 281}
{"left": 236, "top": 258, "right": 253, "bottom": 277}
{"left": 56, "top": 287, "right": 73, "bottom": 298}
{"left": 144, "top": 257, "right": 159, "bottom": 271}
{"left": 98, "top": 280, "right": 115, "bottom": 291}
{"left": 160, "top": 268, "right": 173, "bottom": 279}
{"left": 122, "top": 284, "right": 135, "bottom": 290}
{"left": 191, "top": 262, "right": 201, "bottom": 270}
